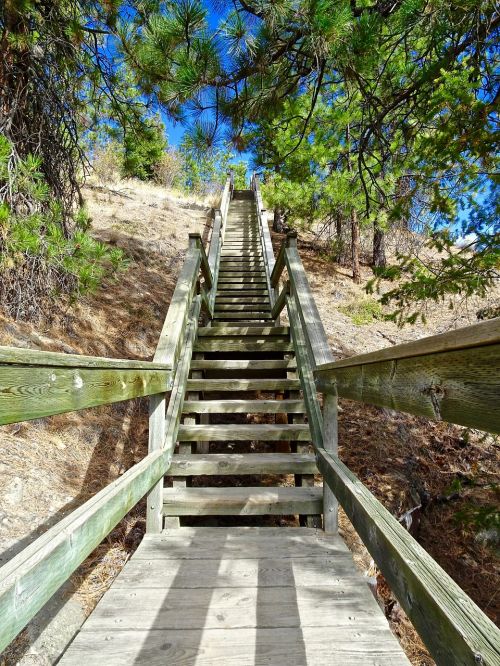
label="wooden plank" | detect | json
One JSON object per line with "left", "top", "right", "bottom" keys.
{"left": 216, "top": 286, "right": 268, "bottom": 292}
{"left": 189, "top": 360, "right": 296, "bottom": 370}
{"left": 152, "top": 237, "right": 201, "bottom": 368}
{"left": 168, "top": 452, "right": 317, "bottom": 475}
{"left": 186, "top": 378, "right": 300, "bottom": 391}
{"left": 215, "top": 304, "right": 271, "bottom": 312}
{"left": 163, "top": 486, "right": 322, "bottom": 515}
{"left": 316, "top": 447, "right": 500, "bottom": 665}
{"left": 323, "top": 392, "right": 339, "bottom": 533}
{"left": 59, "top": 627, "right": 410, "bottom": 665}
{"left": 177, "top": 424, "right": 310, "bottom": 441}
{"left": 215, "top": 298, "right": 270, "bottom": 305}
{"left": 77, "top": 584, "right": 387, "bottom": 631}
{"left": 271, "top": 280, "right": 290, "bottom": 319}
{"left": 197, "top": 326, "right": 289, "bottom": 336}
{"left": 194, "top": 340, "right": 293, "bottom": 352}
{"left": 286, "top": 294, "right": 325, "bottom": 449}
{"left": 182, "top": 398, "right": 303, "bottom": 412}
{"left": 214, "top": 313, "right": 273, "bottom": 320}
{"left": 0, "top": 348, "right": 170, "bottom": 371}
{"left": 0, "top": 365, "right": 171, "bottom": 425}
{"left": 111, "top": 555, "right": 357, "bottom": 588}
{"left": 285, "top": 237, "right": 334, "bottom": 368}
{"left": 190, "top": 233, "right": 213, "bottom": 290}
{"left": 271, "top": 237, "right": 287, "bottom": 287}
{"left": 316, "top": 343, "right": 500, "bottom": 434}
{"left": 318, "top": 317, "right": 500, "bottom": 370}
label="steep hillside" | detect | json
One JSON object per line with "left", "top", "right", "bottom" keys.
{"left": 0, "top": 186, "right": 497, "bottom": 665}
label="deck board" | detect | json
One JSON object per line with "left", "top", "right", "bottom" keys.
{"left": 60, "top": 527, "right": 410, "bottom": 665}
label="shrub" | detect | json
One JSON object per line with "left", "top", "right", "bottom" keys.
{"left": 92, "top": 141, "right": 124, "bottom": 184}
{"left": 123, "top": 119, "right": 167, "bottom": 181}
{"left": 339, "top": 297, "right": 385, "bottom": 325}
{"left": 153, "top": 148, "right": 183, "bottom": 189}
{"left": 0, "top": 136, "right": 127, "bottom": 320}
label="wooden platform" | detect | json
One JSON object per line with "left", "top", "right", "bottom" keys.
{"left": 60, "top": 527, "right": 410, "bottom": 665}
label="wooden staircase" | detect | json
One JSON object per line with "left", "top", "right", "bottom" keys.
{"left": 164, "top": 190, "right": 322, "bottom": 525}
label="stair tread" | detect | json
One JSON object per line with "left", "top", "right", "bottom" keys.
{"left": 168, "top": 453, "right": 316, "bottom": 475}
{"left": 186, "top": 378, "right": 300, "bottom": 390}
{"left": 182, "top": 398, "right": 303, "bottom": 412}
{"left": 177, "top": 424, "right": 309, "bottom": 441}
{"left": 197, "top": 326, "right": 289, "bottom": 336}
{"left": 163, "top": 486, "right": 322, "bottom": 515}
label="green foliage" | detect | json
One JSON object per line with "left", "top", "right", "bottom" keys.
{"left": 123, "top": 118, "right": 168, "bottom": 181}
{"left": 0, "top": 136, "right": 127, "bottom": 317}
{"left": 339, "top": 298, "right": 385, "bottom": 326}
{"left": 122, "top": 0, "right": 499, "bottom": 318}
{"left": 231, "top": 162, "right": 248, "bottom": 189}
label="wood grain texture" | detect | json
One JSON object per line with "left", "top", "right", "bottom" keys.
{"left": 317, "top": 317, "right": 500, "bottom": 370}
{"left": 316, "top": 342, "right": 500, "bottom": 433}
{"left": 194, "top": 340, "right": 293, "bottom": 352}
{"left": 0, "top": 365, "right": 171, "bottom": 425}
{"left": 185, "top": 378, "right": 300, "bottom": 391}
{"left": 197, "top": 326, "right": 289, "bottom": 336}
{"left": 182, "top": 398, "right": 304, "bottom": 412}
{"left": 60, "top": 526, "right": 409, "bottom": 665}
{"left": 0, "top": 347, "right": 170, "bottom": 370}
{"left": 168, "top": 453, "right": 317, "bottom": 475}
{"left": 177, "top": 423, "right": 310, "bottom": 441}
{"left": 285, "top": 241, "right": 334, "bottom": 368}
{"left": 163, "top": 486, "right": 322, "bottom": 515}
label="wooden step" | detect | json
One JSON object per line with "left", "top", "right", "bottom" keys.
{"left": 197, "top": 326, "right": 289, "bottom": 336}
{"left": 217, "top": 278, "right": 267, "bottom": 284}
{"left": 215, "top": 297, "right": 270, "bottom": 305}
{"left": 178, "top": 424, "right": 310, "bottom": 441}
{"left": 182, "top": 398, "right": 303, "bottom": 412}
{"left": 168, "top": 453, "right": 316, "bottom": 475}
{"left": 163, "top": 486, "right": 322, "bottom": 516}
{"left": 215, "top": 305, "right": 271, "bottom": 312}
{"left": 216, "top": 287, "right": 268, "bottom": 294}
{"left": 195, "top": 339, "right": 293, "bottom": 352}
{"left": 185, "top": 378, "right": 300, "bottom": 391}
{"left": 189, "top": 360, "right": 296, "bottom": 370}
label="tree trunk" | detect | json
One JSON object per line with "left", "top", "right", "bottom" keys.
{"left": 333, "top": 213, "right": 343, "bottom": 262}
{"left": 351, "top": 208, "right": 361, "bottom": 283}
{"left": 373, "top": 221, "right": 386, "bottom": 268}
{"left": 273, "top": 206, "right": 287, "bottom": 233}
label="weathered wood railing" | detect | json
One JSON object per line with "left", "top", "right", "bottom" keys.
{"left": 270, "top": 230, "right": 500, "bottom": 665}
{"left": 0, "top": 176, "right": 230, "bottom": 653}
{"left": 251, "top": 174, "right": 276, "bottom": 310}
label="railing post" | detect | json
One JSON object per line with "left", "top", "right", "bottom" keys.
{"left": 146, "top": 394, "right": 166, "bottom": 533}
{"left": 322, "top": 391, "right": 338, "bottom": 533}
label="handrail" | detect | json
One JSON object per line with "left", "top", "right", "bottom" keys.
{"left": 0, "top": 177, "right": 229, "bottom": 652}
{"left": 0, "top": 349, "right": 172, "bottom": 425}
{"left": 251, "top": 173, "right": 276, "bottom": 310}
{"left": 315, "top": 319, "right": 500, "bottom": 434}
{"left": 274, "top": 230, "right": 500, "bottom": 664}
